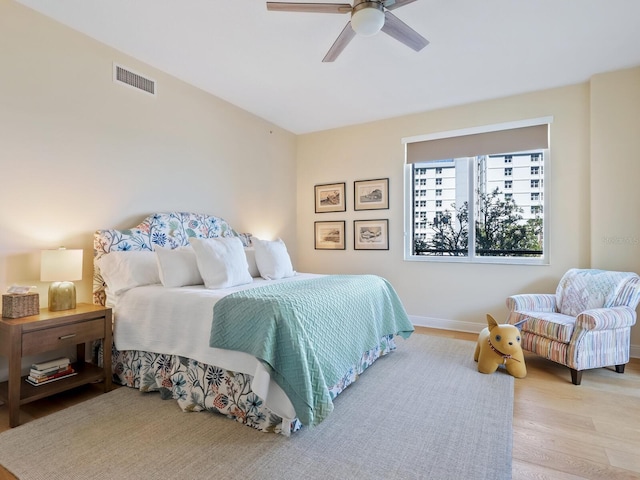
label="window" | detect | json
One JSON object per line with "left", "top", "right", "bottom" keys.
{"left": 435, "top": 178, "right": 442, "bottom": 185}
{"left": 403, "top": 119, "right": 550, "bottom": 264}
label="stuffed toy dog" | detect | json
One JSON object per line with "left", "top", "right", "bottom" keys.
{"left": 474, "top": 314, "right": 526, "bottom": 378}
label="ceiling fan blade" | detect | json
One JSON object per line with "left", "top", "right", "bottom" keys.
{"left": 266, "top": 2, "right": 352, "bottom": 13}
{"left": 383, "top": 0, "right": 419, "bottom": 11}
{"left": 322, "top": 22, "right": 356, "bottom": 62}
{"left": 381, "top": 11, "right": 429, "bottom": 52}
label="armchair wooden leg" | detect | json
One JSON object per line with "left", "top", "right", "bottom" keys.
{"left": 570, "top": 368, "right": 582, "bottom": 385}
{"left": 615, "top": 364, "right": 625, "bottom": 374}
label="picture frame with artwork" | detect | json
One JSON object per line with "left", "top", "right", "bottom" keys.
{"left": 315, "top": 182, "right": 346, "bottom": 213}
{"left": 354, "top": 219, "right": 389, "bottom": 250}
{"left": 354, "top": 178, "right": 389, "bottom": 211}
{"left": 314, "top": 221, "right": 346, "bottom": 250}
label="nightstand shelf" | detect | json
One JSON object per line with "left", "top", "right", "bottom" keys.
{"left": 0, "top": 362, "right": 105, "bottom": 405}
{"left": 0, "top": 303, "right": 112, "bottom": 427}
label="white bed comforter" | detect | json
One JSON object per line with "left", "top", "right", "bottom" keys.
{"left": 111, "top": 273, "right": 322, "bottom": 422}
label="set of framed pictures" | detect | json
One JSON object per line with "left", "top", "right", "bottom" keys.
{"left": 314, "top": 178, "right": 389, "bottom": 251}
{"left": 315, "top": 219, "right": 389, "bottom": 250}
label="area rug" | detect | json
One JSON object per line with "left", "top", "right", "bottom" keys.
{"left": 0, "top": 335, "right": 513, "bottom": 480}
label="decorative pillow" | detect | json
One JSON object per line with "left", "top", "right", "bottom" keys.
{"left": 237, "top": 232, "right": 254, "bottom": 247}
{"left": 244, "top": 247, "right": 260, "bottom": 278}
{"left": 189, "top": 237, "right": 253, "bottom": 289}
{"left": 155, "top": 246, "right": 203, "bottom": 288}
{"left": 556, "top": 269, "right": 628, "bottom": 316}
{"left": 97, "top": 251, "right": 161, "bottom": 295}
{"left": 252, "top": 238, "right": 296, "bottom": 280}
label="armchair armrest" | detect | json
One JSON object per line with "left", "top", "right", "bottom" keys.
{"left": 575, "top": 306, "right": 638, "bottom": 331}
{"left": 506, "top": 294, "right": 557, "bottom": 313}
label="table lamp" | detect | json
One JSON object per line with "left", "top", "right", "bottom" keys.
{"left": 40, "top": 248, "right": 83, "bottom": 311}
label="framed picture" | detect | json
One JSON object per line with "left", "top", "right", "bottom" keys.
{"left": 354, "top": 219, "right": 389, "bottom": 250}
{"left": 315, "top": 182, "right": 346, "bottom": 213}
{"left": 315, "top": 221, "right": 346, "bottom": 250}
{"left": 354, "top": 178, "right": 389, "bottom": 211}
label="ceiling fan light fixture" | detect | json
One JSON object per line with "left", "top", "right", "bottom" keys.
{"left": 351, "top": 2, "right": 385, "bottom": 37}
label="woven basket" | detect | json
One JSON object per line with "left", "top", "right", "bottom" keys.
{"left": 2, "top": 293, "right": 40, "bottom": 318}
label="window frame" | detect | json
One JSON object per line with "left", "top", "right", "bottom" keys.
{"left": 402, "top": 117, "right": 551, "bottom": 265}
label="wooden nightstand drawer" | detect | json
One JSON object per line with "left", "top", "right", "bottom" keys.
{"left": 22, "top": 319, "right": 104, "bottom": 356}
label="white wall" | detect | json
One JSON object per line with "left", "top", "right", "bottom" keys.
{"left": 0, "top": 1, "right": 297, "bottom": 378}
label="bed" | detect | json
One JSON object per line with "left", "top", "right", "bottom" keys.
{"left": 93, "top": 212, "right": 414, "bottom": 435}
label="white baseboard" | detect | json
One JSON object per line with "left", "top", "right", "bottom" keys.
{"left": 410, "top": 315, "right": 640, "bottom": 360}
{"left": 410, "top": 315, "right": 484, "bottom": 334}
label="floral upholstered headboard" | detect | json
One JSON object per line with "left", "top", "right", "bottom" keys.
{"left": 93, "top": 212, "right": 250, "bottom": 305}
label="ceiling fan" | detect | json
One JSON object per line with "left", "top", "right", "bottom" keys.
{"left": 266, "top": 0, "right": 429, "bottom": 62}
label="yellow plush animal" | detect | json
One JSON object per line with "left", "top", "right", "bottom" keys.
{"left": 474, "top": 314, "right": 526, "bottom": 378}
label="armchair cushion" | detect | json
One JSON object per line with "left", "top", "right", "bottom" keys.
{"left": 516, "top": 311, "right": 576, "bottom": 343}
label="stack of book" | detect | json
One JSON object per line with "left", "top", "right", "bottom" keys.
{"left": 26, "top": 357, "right": 77, "bottom": 386}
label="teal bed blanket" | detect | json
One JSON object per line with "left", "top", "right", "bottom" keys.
{"left": 210, "top": 275, "right": 414, "bottom": 427}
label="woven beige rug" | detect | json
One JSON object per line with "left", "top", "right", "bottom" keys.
{"left": 0, "top": 335, "right": 513, "bottom": 480}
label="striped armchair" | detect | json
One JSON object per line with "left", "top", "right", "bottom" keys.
{"left": 507, "top": 269, "right": 640, "bottom": 385}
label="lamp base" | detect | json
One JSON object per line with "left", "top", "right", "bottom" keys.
{"left": 48, "top": 282, "right": 77, "bottom": 311}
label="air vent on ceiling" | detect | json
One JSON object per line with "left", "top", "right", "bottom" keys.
{"left": 113, "top": 63, "right": 156, "bottom": 96}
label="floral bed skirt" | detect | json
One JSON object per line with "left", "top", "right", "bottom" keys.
{"left": 98, "top": 334, "right": 397, "bottom": 435}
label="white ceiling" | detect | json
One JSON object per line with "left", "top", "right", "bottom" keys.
{"left": 15, "top": 0, "right": 640, "bottom": 134}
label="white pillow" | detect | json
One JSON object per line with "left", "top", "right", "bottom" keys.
{"left": 155, "top": 246, "right": 203, "bottom": 288}
{"left": 252, "top": 238, "right": 296, "bottom": 280}
{"left": 244, "top": 247, "right": 260, "bottom": 278}
{"left": 189, "top": 237, "right": 253, "bottom": 289}
{"left": 98, "top": 251, "right": 161, "bottom": 295}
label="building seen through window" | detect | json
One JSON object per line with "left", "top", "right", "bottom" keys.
{"left": 410, "top": 151, "right": 545, "bottom": 259}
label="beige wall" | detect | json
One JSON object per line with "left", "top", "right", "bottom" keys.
{"left": 297, "top": 77, "right": 640, "bottom": 352}
{"left": 2, "top": 0, "right": 639, "bottom": 368}
{"left": 590, "top": 67, "right": 640, "bottom": 273}
{"left": 0, "top": 0, "right": 297, "bottom": 298}
{"left": 0, "top": 1, "right": 297, "bottom": 375}
{"left": 589, "top": 66, "right": 640, "bottom": 349}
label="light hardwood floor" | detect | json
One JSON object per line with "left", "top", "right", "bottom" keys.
{"left": 1, "top": 327, "right": 639, "bottom": 480}
{"left": 416, "top": 327, "right": 640, "bottom": 480}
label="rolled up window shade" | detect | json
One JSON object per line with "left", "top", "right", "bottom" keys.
{"left": 406, "top": 124, "right": 549, "bottom": 164}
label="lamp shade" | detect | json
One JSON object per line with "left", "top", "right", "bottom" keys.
{"left": 351, "top": 3, "right": 385, "bottom": 37}
{"left": 40, "top": 248, "right": 83, "bottom": 282}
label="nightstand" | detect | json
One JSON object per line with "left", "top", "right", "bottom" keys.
{"left": 0, "top": 303, "right": 112, "bottom": 427}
